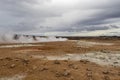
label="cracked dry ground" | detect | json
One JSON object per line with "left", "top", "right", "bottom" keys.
{"left": 0, "top": 39, "right": 120, "bottom": 80}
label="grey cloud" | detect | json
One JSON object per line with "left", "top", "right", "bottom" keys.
{"left": 0, "top": 0, "right": 120, "bottom": 36}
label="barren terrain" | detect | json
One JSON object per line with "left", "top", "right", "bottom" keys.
{"left": 0, "top": 38, "right": 120, "bottom": 80}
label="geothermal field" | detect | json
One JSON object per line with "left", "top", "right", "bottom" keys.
{"left": 0, "top": 36, "right": 120, "bottom": 80}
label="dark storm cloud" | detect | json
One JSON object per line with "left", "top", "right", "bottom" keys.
{"left": 0, "top": 0, "right": 120, "bottom": 35}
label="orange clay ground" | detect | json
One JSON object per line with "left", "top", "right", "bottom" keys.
{"left": 0, "top": 39, "right": 120, "bottom": 80}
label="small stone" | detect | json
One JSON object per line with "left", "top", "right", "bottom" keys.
{"left": 72, "top": 65, "right": 78, "bottom": 69}
{"left": 113, "top": 62, "right": 118, "bottom": 64}
{"left": 0, "top": 58, "right": 3, "bottom": 60}
{"left": 63, "top": 68, "right": 67, "bottom": 71}
{"left": 32, "top": 65, "right": 37, "bottom": 70}
{"left": 5, "top": 57, "right": 12, "bottom": 61}
{"left": 63, "top": 70, "right": 71, "bottom": 77}
{"left": 22, "top": 59, "right": 29, "bottom": 64}
{"left": 68, "top": 63, "right": 74, "bottom": 67}
{"left": 117, "top": 57, "right": 120, "bottom": 60}
{"left": 86, "top": 68, "right": 92, "bottom": 71}
{"left": 103, "top": 71, "right": 109, "bottom": 74}
{"left": 55, "top": 72, "right": 62, "bottom": 77}
{"left": 27, "top": 70, "right": 33, "bottom": 73}
{"left": 104, "top": 76, "right": 110, "bottom": 80}
{"left": 54, "top": 60, "right": 60, "bottom": 64}
{"left": 68, "top": 58, "right": 71, "bottom": 60}
{"left": 3, "top": 63, "right": 7, "bottom": 66}
{"left": 10, "top": 64, "right": 16, "bottom": 68}
{"left": 64, "top": 60, "right": 68, "bottom": 62}
{"left": 40, "top": 67, "right": 48, "bottom": 71}
{"left": 87, "top": 72, "right": 92, "bottom": 77}
{"left": 14, "top": 59, "right": 19, "bottom": 61}
{"left": 69, "top": 76, "right": 74, "bottom": 80}
{"left": 30, "top": 56, "right": 33, "bottom": 58}
{"left": 80, "top": 60, "right": 89, "bottom": 64}
{"left": 101, "top": 49, "right": 109, "bottom": 53}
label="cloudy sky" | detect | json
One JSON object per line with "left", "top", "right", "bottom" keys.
{"left": 0, "top": 0, "right": 120, "bottom": 36}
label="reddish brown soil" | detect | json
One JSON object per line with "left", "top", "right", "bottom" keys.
{"left": 0, "top": 40, "right": 120, "bottom": 80}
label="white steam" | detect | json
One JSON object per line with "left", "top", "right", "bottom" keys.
{"left": 0, "top": 34, "right": 67, "bottom": 43}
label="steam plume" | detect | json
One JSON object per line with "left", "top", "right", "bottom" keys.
{"left": 0, "top": 34, "right": 67, "bottom": 43}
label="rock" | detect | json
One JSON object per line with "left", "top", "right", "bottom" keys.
{"left": 87, "top": 72, "right": 92, "bottom": 77}
{"left": 14, "top": 59, "right": 19, "bottom": 61}
{"left": 63, "top": 70, "right": 71, "bottom": 77}
{"left": 86, "top": 68, "right": 92, "bottom": 71}
{"left": 72, "top": 65, "right": 78, "bottom": 70}
{"left": 10, "top": 64, "right": 16, "bottom": 68}
{"left": 68, "top": 63, "right": 74, "bottom": 67}
{"left": 54, "top": 60, "right": 60, "bottom": 64}
{"left": 86, "top": 77, "right": 94, "bottom": 80}
{"left": 68, "top": 63, "right": 78, "bottom": 69}
{"left": 55, "top": 72, "right": 62, "bottom": 77}
{"left": 104, "top": 76, "right": 110, "bottom": 80}
{"left": 3, "top": 63, "right": 7, "bottom": 66}
{"left": 22, "top": 59, "right": 29, "bottom": 64}
{"left": 69, "top": 76, "right": 74, "bottom": 80}
{"left": 0, "top": 58, "right": 3, "bottom": 60}
{"left": 64, "top": 60, "right": 68, "bottom": 62}
{"left": 30, "top": 56, "right": 33, "bottom": 58}
{"left": 55, "top": 70, "right": 71, "bottom": 77}
{"left": 101, "top": 49, "right": 110, "bottom": 53}
{"left": 103, "top": 70, "right": 109, "bottom": 74}
{"left": 113, "top": 62, "right": 118, "bottom": 64}
{"left": 26, "top": 69, "right": 33, "bottom": 73}
{"left": 80, "top": 60, "right": 89, "bottom": 64}
{"left": 5, "top": 57, "right": 12, "bottom": 61}
{"left": 32, "top": 65, "right": 37, "bottom": 70}
{"left": 117, "top": 57, "right": 120, "bottom": 60}
{"left": 63, "top": 68, "right": 67, "bottom": 71}
{"left": 40, "top": 67, "right": 48, "bottom": 71}
{"left": 68, "top": 58, "right": 71, "bottom": 60}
